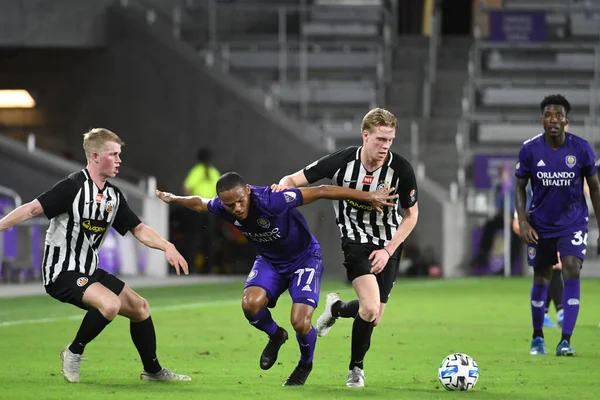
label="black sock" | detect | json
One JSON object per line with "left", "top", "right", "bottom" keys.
{"left": 551, "top": 269, "right": 563, "bottom": 312}
{"left": 69, "top": 309, "right": 112, "bottom": 355}
{"left": 349, "top": 315, "right": 375, "bottom": 371}
{"left": 533, "top": 329, "right": 544, "bottom": 339}
{"left": 561, "top": 334, "right": 571, "bottom": 343}
{"left": 131, "top": 316, "right": 162, "bottom": 374}
{"left": 332, "top": 300, "right": 359, "bottom": 318}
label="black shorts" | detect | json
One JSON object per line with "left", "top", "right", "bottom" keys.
{"left": 45, "top": 269, "right": 125, "bottom": 311}
{"left": 342, "top": 240, "right": 403, "bottom": 303}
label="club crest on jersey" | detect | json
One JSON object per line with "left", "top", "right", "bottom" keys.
{"left": 247, "top": 269, "right": 258, "bottom": 280}
{"left": 256, "top": 217, "right": 270, "bottom": 229}
{"left": 565, "top": 155, "right": 576, "bottom": 168}
{"left": 106, "top": 201, "right": 114, "bottom": 212}
{"left": 362, "top": 175, "right": 374, "bottom": 185}
{"left": 376, "top": 180, "right": 390, "bottom": 190}
{"left": 76, "top": 277, "right": 89, "bottom": 287}
{"left": 528, "top": 247, "right": 536, "bottom": 259}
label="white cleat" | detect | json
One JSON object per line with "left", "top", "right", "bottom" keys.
{"left": 60, "top": 345, "right": 86, "bottom": 383}
{"left": 346, "top": 366, "right": 365, "bottom": 387}
{"left": 315, "top": 293, "right": 340, "bottom": 337}
{"left": 140, "top": 368, "right": 192, "bottom": 381}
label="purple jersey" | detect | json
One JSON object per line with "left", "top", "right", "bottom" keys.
{"left": 515, "top": 132, "right": 597, "bottom": 238}
{"left": 207, "top": 186, "right": 320, "bottom": 273}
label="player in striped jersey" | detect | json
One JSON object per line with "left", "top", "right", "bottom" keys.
{"left": 0, "top": 128, "right": 191, "bottom": 383}
{"left": 156, "top": 172, "right": 397, "bottom": 386}
{"left": 273, "top": 108, "right": 419, "bottom": 387}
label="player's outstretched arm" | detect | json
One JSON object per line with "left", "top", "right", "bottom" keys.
{"left": 131, "top": 223, "right": 189, "bottom": 275}
{"left": 299, "top": 185, "right": 397, "bottom": 214}
{"left": 272, "top": 170, "right": 309, "bottom": 192}
{"left": 155, "top": 190, "right": 210, "bottom": 212}
{"left": 0, "top": 199, "right": 44, "bottom": 232}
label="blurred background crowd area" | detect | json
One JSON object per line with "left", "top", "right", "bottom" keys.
{"left": 2, "top": 0, "right": 600, "bottom": 284}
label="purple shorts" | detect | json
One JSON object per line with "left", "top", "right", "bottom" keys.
{"left": 527, "top": 228, "right": 588, "bottom": 267}
{"left": 244, "top": 249, "right": 323, "bottom": 309}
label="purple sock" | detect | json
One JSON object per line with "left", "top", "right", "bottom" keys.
{"left": 531, "top": 283, "right": 549, "bottom": 331}
{"left": 561, "top": 279, "right": 580, "bottom": 336}
{"left": 246, "top": 308, "right": 278, "bottom": 336}
{"left": 296, "top": 327, "right": 317, "bottom": 365}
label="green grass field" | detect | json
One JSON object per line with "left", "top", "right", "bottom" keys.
{"left": 1, "top": 277, "right": 599, "bottom": 400}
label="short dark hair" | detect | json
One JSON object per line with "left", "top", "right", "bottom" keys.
{"left": 216, "top": 172, "right": 245, "bottom": 193}
{"left": 540, "top": 94, "right": 571, "bottom": 115}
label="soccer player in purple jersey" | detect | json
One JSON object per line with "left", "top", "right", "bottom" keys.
{"left": 515, "top": 94, "right": 600, "bottom": 356}
{"left": 156, "top": 172, "right": 397, "bottom": 386}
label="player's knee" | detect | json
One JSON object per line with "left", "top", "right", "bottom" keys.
{"left": 561, "top": 261, "right": 581, "bottom": 279}
{"left": 358, "top": 304, "right": 379, "bottom": 322}
{"left": 132, "top": 296, "right": 150, "bottom": 321}
{"left": 98, "top": 294, "right": 121, "bottom": 320}
{"left": 290, "top": 315, "right": 311, "bottom": 336}
{"left": 241, "top": 295, "right": 264, "bottom": 317}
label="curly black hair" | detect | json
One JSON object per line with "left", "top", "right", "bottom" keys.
{"left": 540, "top": 94, "right": 571, "bottom": 115}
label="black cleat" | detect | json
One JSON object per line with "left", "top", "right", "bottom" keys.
{"left": 260, "top": 327, "right": 288, "bottom": 370}
{"left": 282, "top": 362, "right": 313, "bottom": 386}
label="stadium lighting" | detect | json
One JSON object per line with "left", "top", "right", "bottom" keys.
{"left": 0, "top": 90, "right": 36, "bottom": 108}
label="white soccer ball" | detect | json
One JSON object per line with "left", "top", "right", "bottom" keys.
{"left": 438, "top": 353, "right": 479, "bottom": 391}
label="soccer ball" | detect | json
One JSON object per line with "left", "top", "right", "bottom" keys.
{"left": 438, "top": 353, "right": 479, "bottom": 391}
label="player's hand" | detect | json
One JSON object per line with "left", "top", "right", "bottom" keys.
{"left": 369, "top": 249, "right": 390, "bottom": 274}
{"left": 366, "top": 187, "right": 398, "bottom": 215}
{"left": 165, "top": 243, "right": 189, "bottom": 275}
{"left": 518, "top": 220, "right": 538, "bottom": 244}
{"left": 270, "top": 183, "right": 289, "bottom": 192}
{"left": 156, "top": 190, "right": 175, "bottom": 203}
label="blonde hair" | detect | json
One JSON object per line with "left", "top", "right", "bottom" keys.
{"left": 361, "top": 108, "right": 398, "bottom": 133}
{"left": 82, "top": 128, "right": 125, "bottom": 161}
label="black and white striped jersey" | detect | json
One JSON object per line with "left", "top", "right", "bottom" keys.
{"left": 303, "top": 146, "right": 418, "bottom": 246}
{"left": 36, "top": 169, "right": 141, "bottom": 286}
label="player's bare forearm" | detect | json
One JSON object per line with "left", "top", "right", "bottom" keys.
{"left": 385, "top": 203, "right": 419, "bottom": 254}
{"left": 131, "top": 223, "right": 174, "bottom": 252}
{"left": 585, "top": 175, "right": 600, "bottom": 228}
{"left": 278, "top": 170, "right": 309, "bottom": 188}
{"left": 155, "top": 190, "right": 209, "bottom": 212}
{"left": 300, "top": 185, "right": 365, "bottom": 204}
{"left": 514, "top": 177, "right": 529, "bottom": 223}
{"left": 0, "top": 200, "right": 44, "bottom": 232}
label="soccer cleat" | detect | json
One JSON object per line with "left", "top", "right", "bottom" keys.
{"left": 282, "top": 362, "right": 313, "bottom": 386}
{"left": 530, "top": 337, "right": 546, "bottom": 355}
{"left": 315, "top": 293, "right": 340, "bottom": 337}
{"left": 260, "top": 327, "right": 288, "bottom": 370}
{"left": 346, "top": 366, "right": 365, "bottom": 387}
{"left": 543, "top": 314, "right": 557, "bottom": 328}
{"left": 556, "top": 340, "right": 576, "bottom": 356}
{"left": 556, "top": 310, "right": 564, "bottom": 327}
{"left": 140, "top": 368, "right": 192, "bottom": 381}
{"left": 60, "top": 345, "right": 86, "bottom": 383}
